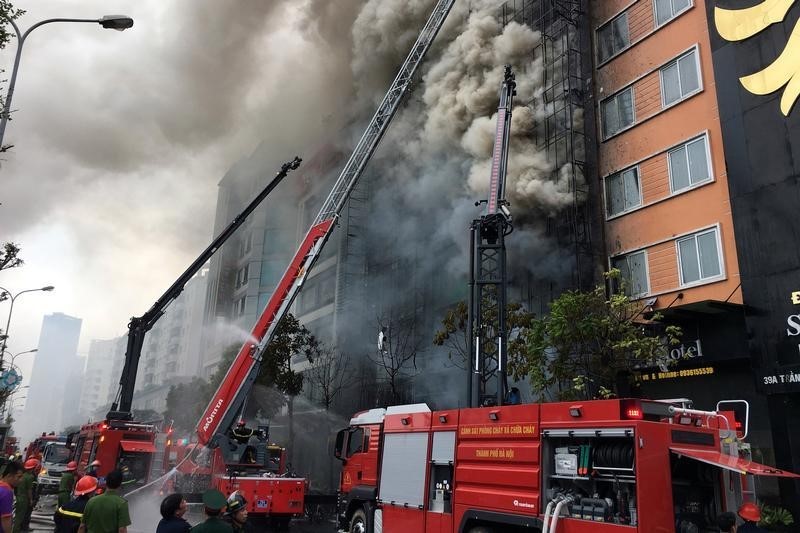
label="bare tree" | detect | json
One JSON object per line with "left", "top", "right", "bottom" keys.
{"left": 369, "top": 312, "right": 422, "bottom": 404}
{"left": 305, "top": 344, "right": 355, "bottom": 411}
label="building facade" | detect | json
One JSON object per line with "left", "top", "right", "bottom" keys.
{"left": 79, "top": 339, "right": 119, "bottom": 421}
{"left": 591, "top": 0, "right": 800, "bottom": 511}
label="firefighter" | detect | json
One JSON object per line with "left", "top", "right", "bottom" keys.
{"left": 59, "top": 461, "right": 78, "bottom": 507}
{"left": 13, "top": 459, "right": 37, "bottom": 533}
{"left": 190, "top": 490, "right": 232, "bottom": 533}
{"left": 117, "top": 462, "right": 136, "bottom": 494}
{"left": 230, "top": 421, "right": 254, "bottom": 445}
{"left": 85, "top": 460, "right": 101, "bottom": 478}
{"left": 223, "top": 491, "right": 250, "bottom": 533}
{"left": 54, "top": 476, "right": 98, "bottom": 533}
{"left": 78, "top": 470, "right": 131, "bottom": 533}
{"left": 737, "top": 502, "right": 767, "bottom": 533}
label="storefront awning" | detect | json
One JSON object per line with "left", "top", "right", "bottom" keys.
{"left": 119, "top": 440, "right": 156, "bottom": 453}
{"left": 670, "top": 447, "right": 800, "bottom": 477}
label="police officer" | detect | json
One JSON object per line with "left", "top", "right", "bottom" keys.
{"left": 223, "top": 492, "right": 250, "bottom": 533}
{"left": 190, "top": 490, "right": 232, "bottom": 533}
{"left": 14, "top": 459, "right": 37, "bottom": 533}
{"left": 78, "top": 470, "right": 131, "bottom": 533}
{"left": 54, "top": 476, "right": 98, "bottom": 533}
{"left": 59, "top": 461, "right": 78, "bottom": 507}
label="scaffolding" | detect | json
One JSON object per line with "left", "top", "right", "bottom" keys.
{"left": 502, "top": 0, "right": 598, "bottom": 300}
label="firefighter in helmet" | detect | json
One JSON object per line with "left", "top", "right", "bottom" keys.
{"left": 54, "top": 476, "right": 98, "bottom": 533}
{"left": 59, "top": 461, "right": 78, "bottom": 507}
{"left": 231, "top": 421, "right": 255, "bottom": 445}
{"left": 223, "top": 491, "right": 251, "bottom": 533}
{"left": 85, "top": 459, "right": 101, "bottom": 478}
{"left": 738, "top": 502, "right": 767, "bottom": 533}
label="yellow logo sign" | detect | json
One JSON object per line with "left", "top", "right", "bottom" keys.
{"left": 792, "top": 291, "right": 800, "bottom": 304}
{"left": 343, "top": 472, "right": 351, "bottom": 485}
{"left": 715, "top": 0, "right": 800, "bottom": 115}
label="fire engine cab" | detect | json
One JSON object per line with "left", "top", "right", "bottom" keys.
{"left": 70, "top": 418, "right": 156, "bottom": 487}
{"left": 334, "top": 398, "right": 799, "bottom": 533}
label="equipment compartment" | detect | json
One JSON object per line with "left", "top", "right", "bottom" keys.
{"left": 542, "top": 428, "right": 638, "bottom": 526}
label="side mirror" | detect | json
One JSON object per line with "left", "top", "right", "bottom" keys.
{"left": 717, "top": 400, "right": 749, "bottom": 439}
{"left": 334, "top": 429, "right": 347, "bottom": 462}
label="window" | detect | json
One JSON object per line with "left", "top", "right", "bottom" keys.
{"left": 236, "top": 264, "right": 250, "bottom": 289}
{"left": 668, "top": 136, "right": 710, "bottom": 192}
{"left": 606, "top": 167, "right": 641, "bottom": 216}
{"left": 260, "top": 259, "right": 283, "bottom": 287}
{"left": 677, "top": 228, "right": 722, "bottom": 285}
{"left": 239, "top": 232, "right": 252, "bottom": 257}
{"left": 601, "top": 87, "right": 634, "bottom": 139}
{"left": 655, "top": 0, "right": 691, "bottom": 26}
{"left": 347, "top": 428, "right": 366, "bottom": 458}
{"left": 661, "top": 50, "right": 700, "bottom": 106}
{"left": 597, "top": 13, "right": 630, "bottom": 63}
{"left": 611, "top": 251, "right": 649, "bottom": 296}
{"left": 233, "top": 296, "right": 246, "bottom": 318}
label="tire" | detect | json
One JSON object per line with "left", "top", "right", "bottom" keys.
{"left": 349, "top": 507, "right": 369, "bottom": 533}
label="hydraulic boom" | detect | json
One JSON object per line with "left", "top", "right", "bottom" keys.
{"left": 468, "top": 65, "right": 516, "bottom": 407}
{"left": 109, "top": 157, "right": 302, "bottom": 418}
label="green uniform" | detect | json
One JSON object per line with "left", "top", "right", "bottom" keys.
{"left": 190, "top": 516, "right": 233, "bottom": 533}
{"left": 81, "top": 489, "right": 131, "bottom": 533}
{"left": 13, "top": 472, "right": 34, "bottom": 533}
{"left": 58, "top": 472, "right": 76, "bottom": 506}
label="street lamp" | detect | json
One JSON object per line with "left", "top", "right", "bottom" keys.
{"left": 0, "top": 286, "right": 54, "bottom": 367}
{"left": 0, "top": 13, "right": 134, "bottom": 149}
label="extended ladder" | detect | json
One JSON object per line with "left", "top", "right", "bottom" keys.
{"left": 197, "top": 0, "right": 458, "bottom": 446}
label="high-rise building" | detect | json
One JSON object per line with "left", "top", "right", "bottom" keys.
{"left": 18, "top": 312, "right": 82, "bottom": 443}
{"left": 79, "top": 339, "right": 118, "bottom": 420}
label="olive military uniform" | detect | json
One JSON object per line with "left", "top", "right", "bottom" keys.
{"left": 13, "top": 472, "right": 34, "bottom": 533}
{"left": 81, "top": 489, "right": 131, "bottom": 533}
{"left": 58, "top": 471, "right": 76, "bottom": 507}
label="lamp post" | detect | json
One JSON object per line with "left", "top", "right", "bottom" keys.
{"left": 0, "top": 13, "right": 134, "bottom": 149}
{"left": 0, "top": 286, "right": 54, "bottom": 368}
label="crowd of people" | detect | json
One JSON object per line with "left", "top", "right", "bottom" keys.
{"left": 0, "top": 455, "right": 254, "bottom": 533}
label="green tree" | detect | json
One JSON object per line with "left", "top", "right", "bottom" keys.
{"left": 163, "top": 377, "right": 213, "bottom": 433}
{"left": 0, "top": 2, "right": 23, "bottom": 50}
{"left": 433, "top": 300, "right": 535, "bottom": 378}
{"left": 509, "top": 271, "right": 682, "bottom": 401}
{"left": 0, "top": 242, "right": 22, "bottom": 271}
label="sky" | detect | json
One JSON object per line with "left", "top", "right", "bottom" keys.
{"left": 0, "top": 0, "right": 362, "bottom": 394}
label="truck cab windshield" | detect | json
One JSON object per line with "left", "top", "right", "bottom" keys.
{"left": 43, "top": 444, "right": 70, "bottom": 464}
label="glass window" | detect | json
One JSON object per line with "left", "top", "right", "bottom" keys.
{"left": 655, "top": 0, "right": 691, "bottom": 26}
{"left": 347, "top": 428, "right": 365, "bottom": 457}
{"left": 597, "top": 13, "right": 630, "bottom": 63}
{"left": 611, "top": 251, "right": 649, "bottom": 296}
{"left": 678, "top": 228, "right": 722, "bottom": 284}
{"left": 260, "top": 259, "right": 283, "bottom": 287}
{"left": 661, "top": 50, "right": 700, "bottom": 106}
{"left": 602, "top": 87, "right": 635, "bottom": 139}
{"left": 606, "top": 167, "right": 641, "bottom": 216}
{"left": 669, "top": 136, "right": 710, "bottom": 192}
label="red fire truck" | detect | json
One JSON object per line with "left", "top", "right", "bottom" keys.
{"left": 333, "top": 399, "right": 799, "bottom": 533}
{"left": 70, "top": 419, "right": 157, "bottom": 488}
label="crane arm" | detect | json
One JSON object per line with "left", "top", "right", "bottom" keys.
{"left": 109, "top": 158, "right": 302, "bottom": 418}
{"left": 196, "top": 0, "right": 458, "bottom": 447}
{"left": 486, "top": 65, "right": 516, "bottom": 217}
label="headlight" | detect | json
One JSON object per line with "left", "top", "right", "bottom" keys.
{"left": 39, "top": 468, "right": 47, "bottom": 476}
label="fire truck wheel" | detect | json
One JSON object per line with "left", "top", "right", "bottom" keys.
{"left": 349, "top": 508, "right": 369, "bottom": 533}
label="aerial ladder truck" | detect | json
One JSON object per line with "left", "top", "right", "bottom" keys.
{"left": 169, "top": 0, "right": 459, "bottom": 528}
{"left": 331, "top": 66, "right": 800, "bottom": 533}
{"left": 68, "top": 158, "right": 302, "bottom": 487}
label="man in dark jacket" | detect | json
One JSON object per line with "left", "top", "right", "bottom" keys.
{"left": 156, "top": 493, "right": 191, "bottom": 533}
{"left": 54, "top": 476, "right": 98, "bottom": 533}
